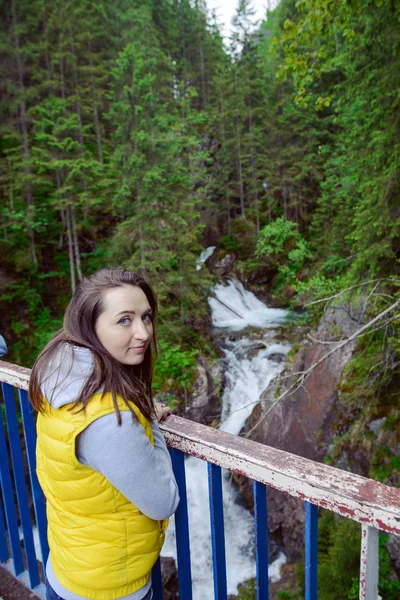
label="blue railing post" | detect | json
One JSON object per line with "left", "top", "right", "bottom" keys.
{"left": 18, "top": 389, "right": 49, "bottom": 565}
{"left": 151, "top": 557, "right": 163, "bottom": 600}
{"left": 170, "top": 448, "right": 193, "bottom": 600}
{"left": 2, "top": 383, "right": 40, "bottom": 588}
{"left": 0, "top": 496, "right": 10, "bottom": 563}
{"left": 253, "top": 481, "right": 269, "bottom": 599}
{"left": 208, "top": 462, "right": 227, "bottom": 600}
{"left": 305, "top": 501, "right": 318, "bottom": 600}
{"left": 0, "top": 388, "right": 25, "bottom": 575}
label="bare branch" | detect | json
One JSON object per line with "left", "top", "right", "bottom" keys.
{"left": 304, "top": 279, "right": 394, "bottom": 308}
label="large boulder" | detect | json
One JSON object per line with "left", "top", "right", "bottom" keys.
{"left": 240, "top": 304, "right": 362, "bottom": 560}
{"left": 205, "top": 250, "right": 237, "bottom": 277}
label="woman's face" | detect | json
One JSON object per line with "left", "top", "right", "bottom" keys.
{"left": 95, "top": 285, "right": 153, "bottom": 365}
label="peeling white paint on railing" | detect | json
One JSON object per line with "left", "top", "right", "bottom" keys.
{"left": 159, "top": 416, "right": 400, "bottom": 536}
{"left": 0, "top": 361, "right": 31, "bottom": 390}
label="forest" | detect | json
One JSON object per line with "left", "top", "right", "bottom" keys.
{"left": 0, "top": 0, "right": 399, "bottom": 597}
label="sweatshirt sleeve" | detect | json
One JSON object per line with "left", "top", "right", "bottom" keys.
{"left": 76, "top": 411, "right": 180, "bottom": 520}
{"left": 0, "top": 335, "right": 7, "bottom": 358}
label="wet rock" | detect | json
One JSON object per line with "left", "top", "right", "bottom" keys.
{"left": 219, "top": 253, "right": 236, "bottom": 276}
{"left": 245, "top": 265, "right": 278, "bottom": 287}
{"left": 180, "top": 359, "right": 223, "bottom": 426}
{"left": 369, "top": 417, "right": 387, "bottom": 436}
{"left": 245, "top": 342, "right": 266, "bottom": 359}
{"left": 205, "top": 249, "right": 237, "bottom": 277}
{"left": 387, "top": 534, "right": 400, "bottom": 577}
{"left": 334, "top": 451, "right": 351, "bottom": 473}
{"left": 267, "top": 353, "right": 286, "bottom": 363}
{"left": 191, "top": 314, "right": 212, "bottom": 334}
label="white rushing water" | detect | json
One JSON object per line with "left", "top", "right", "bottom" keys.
{"left": 209, "top": 279, "right": 287, "bottom": 331}
{"left": 162, "top": 279, "right": 290, "bottom": 599}
{"left": 196, "top": 246, "right": 216, "bottom": 271}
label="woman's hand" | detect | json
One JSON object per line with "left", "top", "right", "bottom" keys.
{"left": 154, "top": 401, "right": 172, "bottom": 422}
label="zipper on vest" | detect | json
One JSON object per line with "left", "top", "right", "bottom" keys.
{"left": 159, "top": 520, "right": 165, "bottom": 537}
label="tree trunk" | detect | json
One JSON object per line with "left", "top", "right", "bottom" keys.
{"left": 88, "top": 42, "right": 104, "bottom": 164}
{"left": 246, "top": 72, "right": 259, "bottom": 233}
{"left": 219, "top": 90, "right": 231, "bottom": 235}
{"left": 137, "top": 181, "right": 145, "bottom": 273}
{"left": 12, "top": 0, "right": 38, "bottom": 268}
{"left": 59, "top": 208, "right": 65, "bottom": 249}
{"left": 65, "top": 206, "right": 76, "bottom": 293}
{"left": 236, "top": 124, "right": 245, "bottom": 218}
{"left": 195, "top": 1, "right": 207, "bottom": 107}
{"left": 234, "top": 69, "right": 245, "bottom": 218}
{"left": 71, "top": 207, "right": 83, "bottom": 281}
{"left": 2, "top": 210, "right": 8, "bottom": 241}
{"left": 70, "top": 42, "right": 89, "bottom": 211}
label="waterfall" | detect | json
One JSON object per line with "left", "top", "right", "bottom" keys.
{"left": 162, "top": 278, "right": 290, "bottom": 598}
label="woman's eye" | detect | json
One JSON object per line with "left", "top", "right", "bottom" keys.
{"left": 118, "top": 317, "right": 131, "bottom": 326}
{"left": 143, "top": 314, "right": 152, "bottom": 323}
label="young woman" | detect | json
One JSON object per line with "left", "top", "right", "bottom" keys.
{"left": 29, "top": 269, "right": 179, "bottom": 600}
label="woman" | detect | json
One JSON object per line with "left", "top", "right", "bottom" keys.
{"left": 29, "top": 269, "right": 180, "bottom": 600}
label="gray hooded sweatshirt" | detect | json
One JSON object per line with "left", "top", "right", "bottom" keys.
{"left": 42, "top": 344, "right": 179, "bottom": 600}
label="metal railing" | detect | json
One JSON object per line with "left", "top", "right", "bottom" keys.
{"left": 0, "top": 360, "right": 399, "bottom": 600}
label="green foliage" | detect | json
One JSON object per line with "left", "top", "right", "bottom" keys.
{"left": 231, "top": 217, "right": 258, "bottom": 259}
{"left": 230, "top": 578, "right": 256, "bottom": 600}
{"left": 314, "top": 512, "right": 400, "bottom": 600}
{"left": 256, "top": 218, "right": 300, "bottom": 258}
{"left": 255, "top": 217, "right": 312, "bottom": 289}
{"left": 153, "top": 341, "right": 198, "bottom": 397}
{"left": 219, "top": 235, "right": 240, "bottom": 253}
{"left": 318, "top": 515, "right": 361, "bottom": 599}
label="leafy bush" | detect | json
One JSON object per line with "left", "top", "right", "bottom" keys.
{"left": 255, "top": 217, "right": 312, "bottom": 289}
{"left": 219, "top": 235, "right": 240, "bottom": 253}
{"left": 255, "top": 218, "right": 301, "bottom": 259}
{"left": 153, "top": 340, "right": 198, "bottom": 400}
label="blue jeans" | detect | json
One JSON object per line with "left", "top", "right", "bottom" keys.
{"left": 45, "top": 581, "right": 153, "bottom": 600}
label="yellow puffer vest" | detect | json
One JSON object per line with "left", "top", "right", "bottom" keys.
{"left": 36, "top": 392, "right": 166, "bottom": 600}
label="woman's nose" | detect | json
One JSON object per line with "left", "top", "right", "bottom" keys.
{"left": 132, "top": 320, "right": 149, "bottom": 340}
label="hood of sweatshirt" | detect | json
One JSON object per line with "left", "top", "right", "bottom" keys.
{"left": 41, "top": 344, "right": 96, "bottom": 409}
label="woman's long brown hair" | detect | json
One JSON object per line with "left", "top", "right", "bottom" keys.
{"left": 29, "top": 269, "right": 158, "bottom": 423}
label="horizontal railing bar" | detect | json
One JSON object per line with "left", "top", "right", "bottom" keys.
{"left": 0, "top": 362, "right": 31, "bottom": 390}
{"left": 2, "top": 360, "right": 400, "bottom": 535}
{"left": 161, "top": 416, "right": 400, "bottom": 535}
